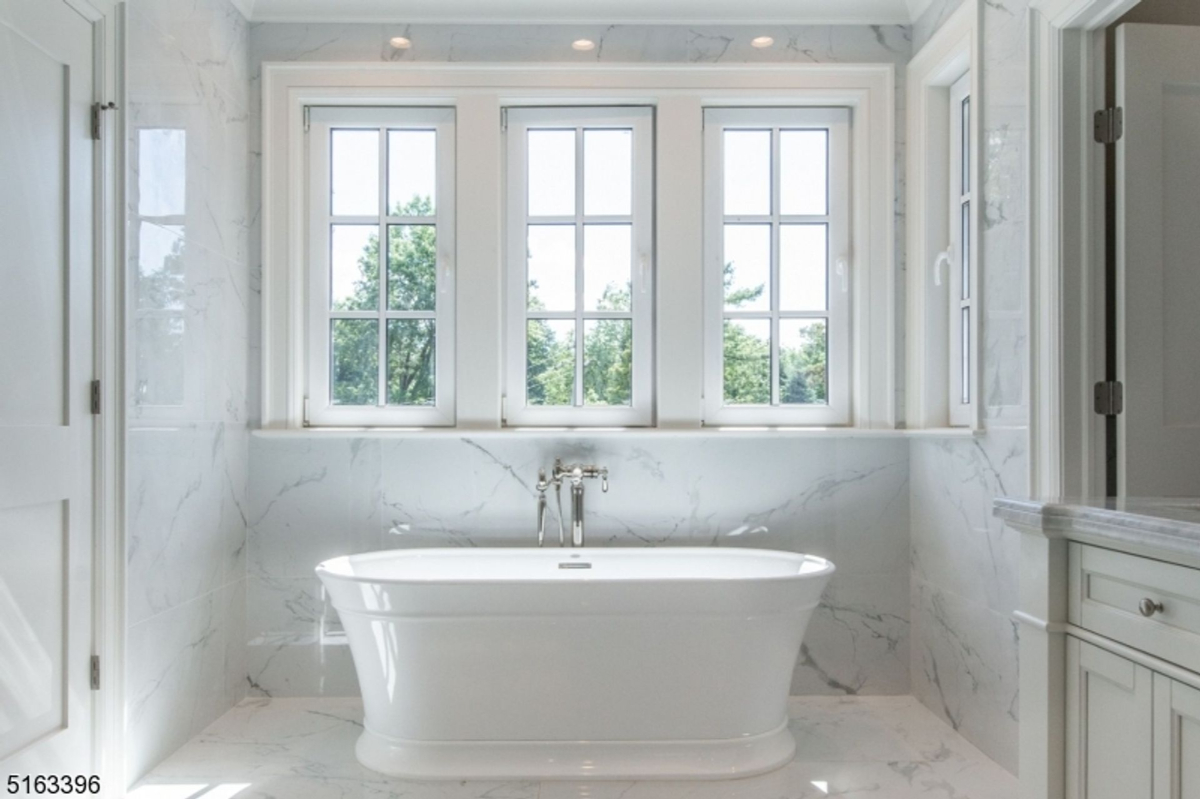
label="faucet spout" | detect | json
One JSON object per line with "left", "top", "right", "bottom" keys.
{"left": 571, "top": 482, "right": 585, "bottom": 547}
{"left": 540, "top": 459, "right": 609, "bottom": 548}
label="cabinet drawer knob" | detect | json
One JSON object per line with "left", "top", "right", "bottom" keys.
{"left": 1138, "top": 598, "right": 1164, "bottom": 617}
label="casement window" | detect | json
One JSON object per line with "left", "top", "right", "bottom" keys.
{"left": 905, "top": 1, "right": 979, "bottom": 431}
{"left": 703, "top": 108, "right": 851, "bottom": 426}
{"left": 305, "top": 107, "right": 455, "bottom": 426}
{"left": 947, "top": 73, "right": 974, "bottom": 426}
{"left": 263, "top": 65, "right": 895, "bottom": 430}
{"left": 503, "top": 107, "right": 654, "bottom": 426}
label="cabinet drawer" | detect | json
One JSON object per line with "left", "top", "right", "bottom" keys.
{"left": 1070, "top": 544, "right": 1200, "bottom": 669}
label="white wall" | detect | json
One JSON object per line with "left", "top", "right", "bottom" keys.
{"left": 909, "top": 0, "right": 1029, "bottom": 773}
{"left": 123, "top": 0, "right": 252, "bottom": 782}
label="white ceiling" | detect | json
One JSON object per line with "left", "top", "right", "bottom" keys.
{"left": 237, "top": 0, "right": 927, "bottom": 26}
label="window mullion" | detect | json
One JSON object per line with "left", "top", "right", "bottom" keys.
{"left": 574, "top": 126, "right": 586, "bottom": 408}
{"left": 376, "top": 125, "right": 388, "bottom": 408}
{"left": 770, "top": 127, "right": 782, "bottom": 407}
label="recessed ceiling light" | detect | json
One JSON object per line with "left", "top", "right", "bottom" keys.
{"left": 572, "top": 39, "right": 596, "bottom": 51}
{"left": 751, "top": 36, "right": 775, "bottom": 48}
{"left": 389, "top": 36, "right": 412, "bottom": 49}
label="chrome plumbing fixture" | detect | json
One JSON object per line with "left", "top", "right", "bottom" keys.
{"left": 534, "top": 459, "right": 608, "bottom": 547}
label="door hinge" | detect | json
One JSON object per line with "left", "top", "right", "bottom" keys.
{"left": 90, "top": 655, "right": 100, "bottom": 690}
{"left": 90, "top": 379, "right": 101, "bottom": 415}
{"left": 1094, "top": 380, "right": 1124, "bottom": 416}
{"left": 91, "top": 101, "right": 117, "bottom": 140}
{"left": 1094, "top": 107, "right": 1123, "bottom": 144}
{"left": 500, "top": 394, "right": 508, "bottom": 424}
{"left": 500, "top": 108, "right": 508, "bottom": 132}
{"left": 302, "top": 396, "right": 311, "bottom": 427}
{"left": 303, "top": 106, "right": 312, "bottom": 134}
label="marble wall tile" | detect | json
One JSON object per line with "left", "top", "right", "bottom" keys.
{"left": 247, "top": 434, "right": 911, "bottom": 698}
{"left": 908, "top": 0, "right": 1031, "bottom": 774}
{"left": 911, "top": 579, "right": 1020, "bottom": 773}
{"left": 126, "top": 585, "right": 233, "bottom": 781}
{"left": 124, "top": 0, "right": 252, "bottom": 782}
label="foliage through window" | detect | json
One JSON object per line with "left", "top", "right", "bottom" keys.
{"left": 504, "top": 108, "right": 654, "bottom": 426}
{"left": 306, "top": 108, "right": 455, "bottom": 426}
{"left": 704, "top": 108, "right": 852, "bottom": 425}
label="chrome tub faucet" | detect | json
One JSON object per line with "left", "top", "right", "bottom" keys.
{"left": 535, "top": 459, "right": 608, "bottom": 547}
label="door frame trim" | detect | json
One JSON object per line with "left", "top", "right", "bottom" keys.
{"left": 66, "top": 0, "right": 125, "bottom": 787}
{"left": 1027, "top": 0, "right": 1140, "bottom": 500}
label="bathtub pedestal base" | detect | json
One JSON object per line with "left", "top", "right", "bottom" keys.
{"left": 356, "top": 721, "right": 796, "bottom": 781}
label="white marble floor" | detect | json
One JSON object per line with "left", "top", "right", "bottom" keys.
{"left": 130, "top": 696, "right": 1017, "bottom": 799}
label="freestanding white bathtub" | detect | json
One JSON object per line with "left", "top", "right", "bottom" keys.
{"left": 316, "top": 547, "right": 834, "bottom": 780}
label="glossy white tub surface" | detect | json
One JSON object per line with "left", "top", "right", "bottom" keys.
{"left": 316, "top": 547, "right": 835, "bottom": 781}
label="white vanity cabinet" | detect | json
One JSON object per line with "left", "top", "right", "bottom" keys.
{"left": 1066, "top": 542, "right": 1200, "bottom": 799}
{"left": 996, "top": 499, "right": 1200, "bottom": 799}
{"left": 1154, "top": 674, "right": 1200, "bottom": 799}
{"left": 1066, "top": 638, "right": 1153, "bottom": 799}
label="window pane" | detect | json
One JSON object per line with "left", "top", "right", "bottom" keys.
{"left": 961, "top": 306, "right": 970, "bottom": 404}
{"left": 583, "top": 129, "right": 632, "bottom": 216}
{"left": 527, "top": 225, "right": 576, "bottom": 311}
{"left": 137, "top": 223, "right": 185, "bottom": 310}
{"left": 961, "top": 201, "right": 971, "bottom": 300}
{"left": 387, "top": 225, "right": 436, "bottom": 311}
{"left": 961, "top": 96, "right": 971, "bottom": 195}
{"left": 330, "top": 225, "right": 379, "bottom": 311}
{"left": 584, "top": 224, "right": 631, "bottom": 311}
{"left": 780, "top": 130, "right": 827, "bottom": 215}
{"left": 387, "top": 319, "right": 435, "bottom": 406}
{"left": 584, "top": 319, "right": 632, "bottom": 406}
{"left": 138, "top": 128, "right": 186, "bottom": 216}
{"left": 723, "top": 318, "right": 770, "bottom": 405}
{"left": 723, "top": 224, "right": 771, "bottom": 311}
{"left": 527, "top": 319, "right": 575, "bottom": 406}
{"left": 331, "top": 319, "right": 378, "bottom": 405}
{"left": 780, "top": 319, "right": 828, "bottom": 405}
{"left": 388, "top": 130, "right": 437, "bottom": 216}
{"left": 528, "top": 130, "right": 575, "bottom": 216}
{"left": 723, "top": 130, "right": 771, "bottom": 216}
{"left": 331, "top": 129, "right": 379, "bottom": 216}
{"left": 779, "top": 224, "right": 827, "bottom": 311}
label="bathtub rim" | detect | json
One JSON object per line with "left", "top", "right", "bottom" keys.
{"left": 316, "top": 546, "right": 835, "bottom": 588}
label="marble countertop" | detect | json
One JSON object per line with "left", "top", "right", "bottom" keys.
{"left": 995, "top": 497, "right": 1200, "bottom": 561}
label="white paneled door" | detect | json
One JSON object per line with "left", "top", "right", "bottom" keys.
{"left": 0, "top": 0, "right": 96, "bottom": 778}
{"left": 1116, "top": 23, "right": 1200, "bottom": 497}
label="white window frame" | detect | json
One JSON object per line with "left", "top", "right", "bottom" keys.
{"left": 703, "top": 107, "right": 852, "bottom": 426}
{"left": 305, "top": 106, "right": 456, "bottom": 427}
{"left": 261, "top": 65, "right": 894, "bottom": 431}
{"left": 503, "top": 106, "right": 654, "bottom": 427}
{"left": 947, "top": 73, "right": 975, "bottom": 427}
{"left": 905, "top": 0, "right": 982, "bottom": 431}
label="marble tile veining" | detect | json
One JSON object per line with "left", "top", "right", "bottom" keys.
{"left": 132, "top": 696, "right": 1017, "bottom": 798}
{"left": 246, "top": 435, "right": 912, "bottom": 700}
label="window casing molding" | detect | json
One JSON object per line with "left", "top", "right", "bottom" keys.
{"left": 702, "top": 107, "right": 852, "bottom": 426}
{"left": 905, "top": 1, "right": 982, "bottom": 430}
{"left": 305, "top": 106, "right": 456, "bottom": 426}
{"left": 260, "top": 63, "right": 895, "bottom": 430}
{"left": 503, "top": 106, "right": 654, "bottom": 426}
